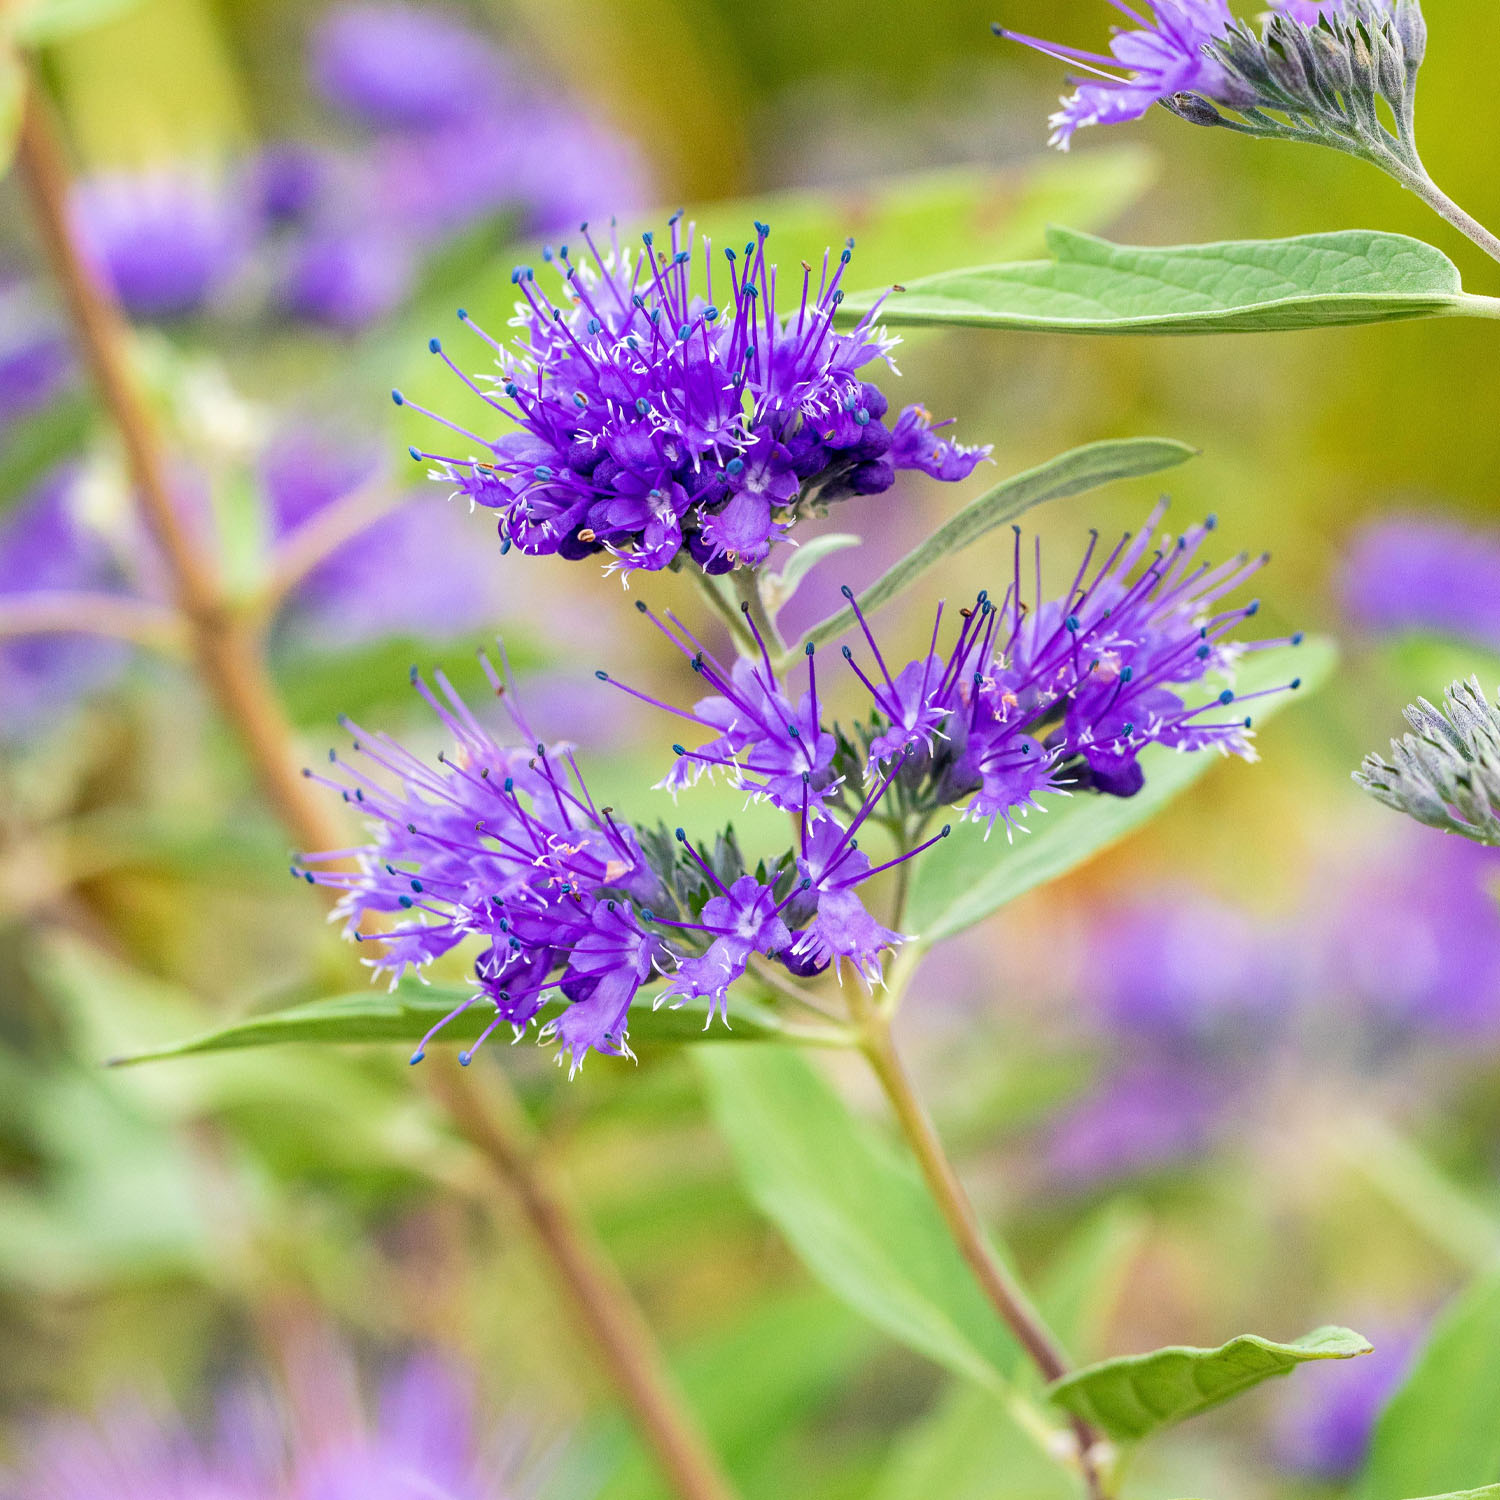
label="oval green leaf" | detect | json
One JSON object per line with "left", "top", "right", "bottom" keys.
{"left": 696, "top": 1045, "right": 1027, "bottom": 1395}
{"left": 839, "top": 227, "right": 1499, "bottom": 336}
{"left": 907, "top": 637, "right": 1335, "bottom": 945}
{"left": 794, "top": 436, "right": 1197, "bottom": 653}
{"left": 1362, "top": 1270, "right": 1500, "bottom": 1500}
{"left": 110, "top": 979, "right": 800, "bottom": 1067}
{"left": 1046, "top": 1326, "right": 1373, "bottom": 1444}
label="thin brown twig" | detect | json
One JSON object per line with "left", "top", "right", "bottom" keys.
{"left": 15, "top": 67, "right": 742, "bottom": 1500}
{"left": 14, "top": 77, "right": 344, "bottom": 857}
{"left": 428, "top": 1065, "right": 740, "bottom": 1500}
{"left": 255, "top": 475, "right": 407, "bottom": 623}
{"left": 0, "top": 589, "right": 186, "bottom": 650}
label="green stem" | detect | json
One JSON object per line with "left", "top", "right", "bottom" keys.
{"left": 1397, "top": 164, "right": 1500, "bottom": 269}
{"left": 430, "top": 1066, "right": 743, "bottom": 1500}
{"left": 848, "top": 991, "right": 1109, "bottom": 1497}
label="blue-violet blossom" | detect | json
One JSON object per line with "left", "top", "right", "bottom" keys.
{"left": 994, "top": 0, "right": 1395, "bottom": 148}
{"left": 402, "top": 217, "right": 988, "bottom": 577}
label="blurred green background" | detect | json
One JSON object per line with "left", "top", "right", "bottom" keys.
{"left": 4, "top": 1, "right": 1500, "bottom": 1496}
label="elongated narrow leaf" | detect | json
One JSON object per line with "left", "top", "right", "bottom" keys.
{"left": 1363, "top": 1270, "right": 1500, "bottom": 1500}
{"left": 908, "top": 638, "right": 1335, "bottom": 945}
{"left": 769, "top": 532, "right": 862, "bottom": 609}
{"left": 696, "top": 1045, "right": 1025, "bottom": 1393}
{"left": 1047, "top": 1326, "right": 1372, "bottom": 1444}
{"left": 112, "top": 980, "right": 793, "bottom": 1066}
{"left": 796, "top": 437, "right": 1196, "bottom": 651}
{"left": 1388, "top": 1491, "right": 1500, "bottom": 1500}
{"left": 840, "top": 227, "right": 1498, "bottom": 336}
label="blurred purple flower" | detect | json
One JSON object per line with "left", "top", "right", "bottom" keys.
{"left": 0, "top": 472, "right": 128, "bottom": 740}
{"left": 1046, "top": 1065, "right": 1225, "bottom": 1184}
{"left": 311, "top": 2, "right": 512, "bottom": 129}
{"left": 1340, "top": 514, "right": 1500, "bottom": 652}
{"left": 261, "top": 428, "right": 499, "bottom": 646}
{"left": 2, "top": 1350, "right": 541, "bottom": 1500}
{"left": 255, "top": 144, "right": 335, "bottom": 226}
{"left": 1323, "top": 828, "right": 1500, "bottom": 1037}
{"left": 72, "top": 167, "right": 258, "bottom": 320}
{"left": 1272, "top": 1323, "right": 1420, "bottom": 1479}
{"left": 280, "top": 226, "right": 415, "bottom": 330}
{"left": 0, "top": 324, "right": 74, "bottom": 433}
{"left": 1085, "top": 895, "right": 1290, "bottom": 1044}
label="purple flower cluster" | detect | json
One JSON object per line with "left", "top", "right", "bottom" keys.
{"left": 291, "top": 501, "right": 1292, "bottom": 1072}
{"left": 1, "top": 1350, "right": 539, "bottom": 1500}
{"left": 405, "top": 217, "right": 989, "bottom": 576}
{"left": 68, "top": 4, "right": 649, "bottom": 328}
{"left": 295, "top": 641, "right": 919, "bottom": 1072}
{"left": 632, "top": 502, "right": 1297, "bottom": 830}
{"left": 994, "top": 0, "right": 1373, "bottom": 148}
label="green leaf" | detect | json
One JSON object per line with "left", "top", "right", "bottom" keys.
{"left": 110, "top": 979, "right": 801, "bottom": 1067}
{"left": 840, "top": 227, "right": 1500, "bottom": 336}
{"left": 795, "top": 437, "right": 1197, "bottom": 653}
{"left": 1362, "top": 1269, "right": 1500, "bottom": 1500}
{"left": 1385, "top": 1491, "right": 1500, "bottom": 1500}
{"left": 695, "top": 1045, "right": 1027, "bottom": 1395}
{"left": 1046, "top": 1326, "right": 1373, "bottom": 1444}
{"left": 908, "top": 637, "right": 1336, "bottom": 945}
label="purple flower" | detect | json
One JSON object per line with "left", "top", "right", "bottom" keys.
{"left": 997, "top": 0, "right": 1420, "bottom": 149}
{"left": 2, "top": 1348, "right": 541, "bottom": 1500}
{"left": 72, "top": 167, "right": 257, "bottom": 319}
{"left": 830, "top": 504, "right": 1298, "bottom": 827}
{"left": 310, "top": 2, "right": 511, "bottom": 129}
{"left": 1085, "top": 895, "right": 1289, "bottom": 1044}
{"left": 0, "top": 323, "right": 73, "bottom": 433}
{"left": 1046, "top": 1064, "right": 1225, "bottom": 1184}
{"left": 659, "top": 874, "right": 794, "bottom": 1022}
{"left": 404, "top": 217, "right": 987, "bottom": 577}
{"left": 373, "top": 107, "right": 650, "bottom": 243}
{"left": 1340, "top": 514, "right": 1500, "bottom": 653}
{"left": 299, "top": 631, "right": 928, "bottom": 1064}
{"left": 280, "top": 226, "right": 415, "bottom": 330}
{"left": 888, "top": 405, "right": 991, "bottom": 482}
{"left": 254, "top": 143, "right": 333, "bottom": 225}
{"left": 0, "top": 472, "right": 128, "bottom": 740}
{"left": 296, "top": 657, "right": 671, "bottom": 1073}
{"left": 995, "top": 1, "right": 1238, "bottom": 149}
{"left": 1322, "top": 828, "right": 1500, "bottom": 1038}
{"left": 1272, "top": 1323, "right": 1420, "bottom": 1479}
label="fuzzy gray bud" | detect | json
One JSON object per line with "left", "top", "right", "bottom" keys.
{"left": 1355, "top": 677, "right": 1500, "bottom": 846}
